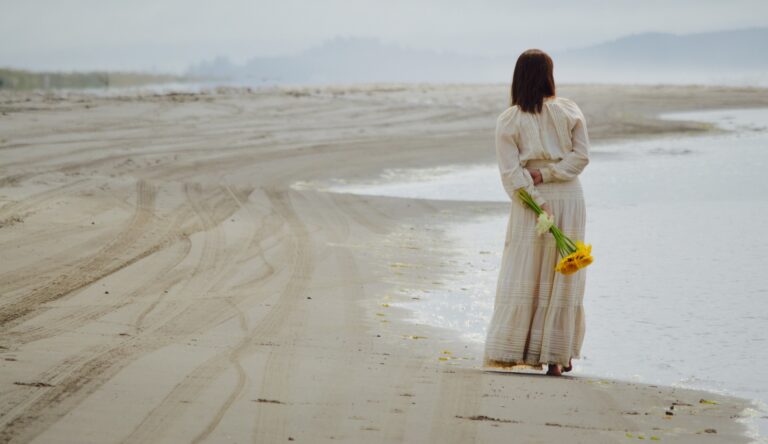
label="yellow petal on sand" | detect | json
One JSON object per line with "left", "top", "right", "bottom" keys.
{"left": 376, "top": 313, "right": 386, "bottom": 316}
{"left": 699, "top": 399, "right": 719, "bottom": 405}
{"left": 626, "top": 433, "right": 634, "bottom": 438}
{"left": 442, "top": 350, "right": 452, "bottom": 355}
{"left": 650, "top": 437, "right": 660, "bottom": 441}
{"left": 589, "top": 379, "right": 613, "bottom": 385}
{"left": 403, "top": 335, "right": 428, "bottom": 339}
{"left": 438, "top": 357, "right": 449, "bottom": 361}
{"left": 381, "top": 303, "right": 390, "bottom": 307}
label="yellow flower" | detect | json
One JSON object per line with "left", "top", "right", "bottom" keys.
{"left": 575, "top": 242, "right": 593, "bottom": 268}
{"left": 553, "top": 241, "right": 593, "bottom": 273}
{"left": 577, "top": 253, "right": 593, "bottom": 268}
{"left": 575, "top": 241, "right": 592, "bottom": 256}
{"left": 562, "top": 264, "right": 579, "bottom": 275}
{"left": 556, "top": 253, "right": 580, "bottom": 274}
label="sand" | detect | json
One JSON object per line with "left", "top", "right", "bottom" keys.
{"left": 1, "top": 83, "right": 767, "bottom": 443}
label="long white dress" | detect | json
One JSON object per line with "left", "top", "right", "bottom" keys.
{"left": 482, "top": 96, "right": 591, "bottom": 370}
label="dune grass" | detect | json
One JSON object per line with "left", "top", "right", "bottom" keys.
{"left": 0, "top": 68, "right": 188, "bottom": 91}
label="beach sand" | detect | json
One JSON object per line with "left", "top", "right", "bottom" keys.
{"left": 1, "top": 84, "right": 767, "bottom": 443}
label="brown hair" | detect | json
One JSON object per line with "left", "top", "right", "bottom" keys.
{"left": 510, "top": 49, "right": 556, "bottom": 113}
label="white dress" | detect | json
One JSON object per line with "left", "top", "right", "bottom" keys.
{"left": 482, "top": 96, "right": 591, "bottom": 370}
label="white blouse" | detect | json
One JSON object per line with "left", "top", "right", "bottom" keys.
{"left": 495, "top": 96, "right": 591, "bottom": 207}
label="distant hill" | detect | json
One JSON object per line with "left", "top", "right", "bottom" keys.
{"left": 188, "top": 37, "right": 508, "bottom": 84}
{"left": 188, "top": 27, "right": 768, "bottom": 86}
{"left": 553, "top": 27, "right": 768, "bottom": 84}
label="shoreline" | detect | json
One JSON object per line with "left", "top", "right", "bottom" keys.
{"left": 315, "top": 105, "right": 768, "bottom": 440}
{"left": 320, "top": 181, "right": 767, "bottom": 443}
{"left": 345, "top": 190, "right": 762, "bottom": 443}
{"left": 1, "top": 84, "right": 766, "bottom": 442}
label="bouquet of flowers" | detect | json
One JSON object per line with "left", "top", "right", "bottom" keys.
{"left": 517, "top": 189, "right": 593, "bottom": 275}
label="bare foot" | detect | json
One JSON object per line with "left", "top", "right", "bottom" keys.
{"left": 546, "top": 364, "right": 563, "bottom": 376}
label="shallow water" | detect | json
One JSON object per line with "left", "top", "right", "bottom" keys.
{"left": 314, "top": 107, "right": 768, "bottom": 438}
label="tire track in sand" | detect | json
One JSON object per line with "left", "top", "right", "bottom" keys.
{"left": 0, "top": 179, "right": 157, "bottom": 328}
{"left": 0, "top": 183, "right": 201, "bottom": 346}
{"left": 0, "top": 184, "right": 252, "bottom": 444}
{"left": 122, "top": 185, "right": 289, "bottom": 443}
{"left": 249, "top": 188, "right": 316, "bottom": 443}
{"left": 0, "top": 178, "right": 90, "bottom": 222}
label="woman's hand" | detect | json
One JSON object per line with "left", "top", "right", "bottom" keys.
{"left": 527, "top": 167, "right": 543, "bottom": 185}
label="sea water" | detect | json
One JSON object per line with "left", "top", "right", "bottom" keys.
{"left": 308, "top": 108, "right": 768, "bottom": 439}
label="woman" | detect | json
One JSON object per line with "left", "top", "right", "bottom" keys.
{"left": 482, "top": 49, "right": 590, "bottom": 377}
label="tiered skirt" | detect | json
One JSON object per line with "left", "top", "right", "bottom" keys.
{"left": 483, "top": 161, "right": 587, "bottom": 370}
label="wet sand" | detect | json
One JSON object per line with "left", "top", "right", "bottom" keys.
{"left": 1, "top": 84, "right": 767, "bottom": 443}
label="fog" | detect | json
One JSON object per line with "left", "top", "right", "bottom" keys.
{"left": 2, "top": 0, "right": 768, "bottom": 86}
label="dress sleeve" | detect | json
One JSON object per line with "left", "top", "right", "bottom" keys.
{"left": 540, "top": 100, "right": 590, "bottom": 183}
{"left": 495, "top": 115, "right": 547, "bottom": 207}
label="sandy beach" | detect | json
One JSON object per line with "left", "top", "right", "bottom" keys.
{"left": 2, "top": 83, "right": 767, "bottom": 443}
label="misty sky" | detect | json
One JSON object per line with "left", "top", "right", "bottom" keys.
{"left": 2, "top": 0, "right": 768, "bottom": 73}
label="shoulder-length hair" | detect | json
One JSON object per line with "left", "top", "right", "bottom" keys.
{"left": 510, "top": 49, "right": 556, "bottom": 113}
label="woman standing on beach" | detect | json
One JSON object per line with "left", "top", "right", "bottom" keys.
{"left": 483, "top": 49, "right": 590, "bottom": 377}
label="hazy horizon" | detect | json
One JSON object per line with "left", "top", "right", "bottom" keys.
{"left": 2, "top": 0, "right": 768, "bottom": 74}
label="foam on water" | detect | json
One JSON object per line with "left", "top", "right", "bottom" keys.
{"left": 304, "top": 107, "right": 768, "bottom": 440}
